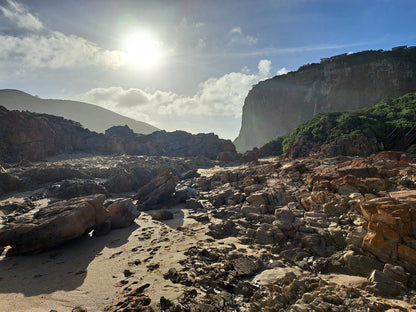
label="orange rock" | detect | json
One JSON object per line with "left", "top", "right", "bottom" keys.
{"left": 363, "top": 232, "right": 397, "bottom": 262}
{"left": 360, "top": 197, "right": 396, "bottom": 220}
{"left": 398, "top": 244, "right": 416, "bottom": 265}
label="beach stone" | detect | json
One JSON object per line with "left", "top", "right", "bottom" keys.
{"left": 0, "top": 194, "right": 109, "bottom": 255}
{"left": 136, "top": 170, "right": 179, "bottom": 210}
{"left": 151, "top": 210, "right": 174, "bottom": 221}
{"left": 107, "top": 198, "right": 140, "bottom": 229}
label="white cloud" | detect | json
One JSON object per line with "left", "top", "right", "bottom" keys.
{"left": 0, "top": 0, "right": 43, "bottom": 31}
{"left": 0, "top": 31, "right": 126, "bottom": 69}
{"left": 82, "top": 59, "right": 272, "bottom": 122}
{"left": 276, "top": 67, "right": 289, "bottom": 75}
{"left": 228, "top": 26, "right": 258, "bottom": 46}
{"left": 0, "top": 1, "right": 126, "bottom": 71}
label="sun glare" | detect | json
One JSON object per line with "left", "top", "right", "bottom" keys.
{"left": 124, "top": 33, "right": 161, "bottom": 67}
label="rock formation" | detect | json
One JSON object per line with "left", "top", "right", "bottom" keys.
{"left": 0, "top": 194, "right": 110, "bottom": 255}
{"left": 0, "top": 107, "right": 237, "bottom": 162}
{"left": 235, "top": 47, "right": 416, "bottom": 151}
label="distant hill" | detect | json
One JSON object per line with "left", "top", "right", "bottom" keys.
{"left": 0, "top": 89, "right": 159, "bottom": 134}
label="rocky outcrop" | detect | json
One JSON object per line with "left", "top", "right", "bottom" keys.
{"left": 107, "top": 126, "right": 237, "bottom": 160}
{"left": 0, "top": 106, "right": 110, "bottom": 162}
{"left": 0, "top": 107, "right": 237, "bottom": 162}
{"left": 235, "top": 47, "right": 416, "bottom": 151}
{"left": 0, "top": 194, "right": 109, "bottom": 255}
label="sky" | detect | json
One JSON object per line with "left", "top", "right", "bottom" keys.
{"left": 1, "top": 0, "right": 416, "bottom": 139}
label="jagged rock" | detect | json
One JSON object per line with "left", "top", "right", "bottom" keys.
{"left": 105, "top": 169, "right": 139, "bottom": 194}
{"left": 239, "top": 151, "right": 258, "bottom": 163}
{"left": 216, "top": 151, "right": 238, "bottom": 162}
{"left": 207, "top": 220, "right": 238, "bottom": 239}
{"left": 231, "top": 256, "right": 261, "bottom": 277}
{"left": 135, "top": 170, "right": 179, "bottom": 211}
{"left": 49, "top": 179, "right": 107, "bottom": 199}
{"left": 181, "top": 169, "right": 200, "bottom": 180}
{"left": 0, "top": 172, "right": 21, "bottom": 195}
{"left": 368, "top": 269, "right": 402, "bottom": 297}
{"left": 383, "top": 263, "right": 409, "bottom": 285}
{"left": 342, "top": 250, "right": 383, "bottom": 276}
{"left": 185, "top": 198, "right": 204, "bottom": 210}
{"left": 274, "top": 206, "right": 295, "bottom": 231}
{"left": 107, "top": 199, "right": 140, "bottom": 229}
{"left": 255, "top": 223, "right": 284, "bottom": 245}
{"left": 0, "top": 194, "right": 109, "bottom": 255}
{"left": 320, "top": 134, "right": 382, "bottom": 157}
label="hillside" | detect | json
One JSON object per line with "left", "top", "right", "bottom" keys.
{"left": 235, "top": 46, "right": 416, "bottom": 151}
{"left": 258, "top": 92, "right": 416, "bottom": 158}
{"left": 0, "top": 89, "right": 159, "bottom": 135}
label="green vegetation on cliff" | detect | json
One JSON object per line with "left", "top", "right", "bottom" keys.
{"left": 260, "top": 92, "right": 416, "bottom": 155}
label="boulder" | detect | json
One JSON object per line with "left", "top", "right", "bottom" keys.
{"left": 107, "top": 199, "right": 140, "bottom": 229}
{"left": 274, "top": 207, "right": 295, "bottom": 231}
{"left": 135, "top": 170, "right": 179, "bottom": 211}
{"left": 0, "top": 194, "right": 109, "bottom": 255}
{"left": 49, "top": 179, "right": 107, "bottom": 199}
{"left": 151, "top": 210, "right": 174, "bottom": 221}
{"left": 368, "top": 269, "right": 402, "bottom": 297}
{"left": 239, "top": 151, "right": 258, "bottom": 163}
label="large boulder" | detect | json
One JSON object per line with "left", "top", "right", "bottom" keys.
{"left": 0, "top": 194, "right": 109, "bottom": 255}
{"left": 107, "top": 199, "right": 140, "bottom": 228}
{"left": 135, "top": 170, "right": 179, "bottom": 211}
{"left": 49, "top": 179, "right": 108, "bottom": 199}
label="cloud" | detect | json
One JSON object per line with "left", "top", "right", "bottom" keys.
{"left": 0, "top": 1, "right": 126, "bottom": 71}
{"left": 0, "top": 0, "right": 43, "bottom": 31}
{"left": 0, "top": 31, "right": 126, "bottom": 69}
{"left": 228, "top": 26, "right": 258, "bottom": 46}
{"left": 276, "top": 67, "right": 289, "bottom": 75}
{"left": 82, "top": 59, "right": 272, "bottom": 123}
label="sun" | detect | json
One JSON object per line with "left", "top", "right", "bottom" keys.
{"left": 124, "top": 33, "right": 161, "bottom": 67}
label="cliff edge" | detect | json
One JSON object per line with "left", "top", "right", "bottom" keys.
{"left": 234, "top": 46, "right": 416, "bottom": 151}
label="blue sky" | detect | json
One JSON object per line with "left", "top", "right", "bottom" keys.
{"left": 1, "top": 0, "right": 415, "bottom": 139}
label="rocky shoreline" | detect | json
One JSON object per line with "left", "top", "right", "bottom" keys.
{"left": 1, "top": 150, "right": 416, "bottom": 311}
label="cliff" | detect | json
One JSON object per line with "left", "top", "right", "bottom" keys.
{"left": 234, "top": 46, "right": 416, "bottom": 151}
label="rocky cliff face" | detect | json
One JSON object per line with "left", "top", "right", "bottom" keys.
{"left": 234, "top": 47, "right": 416, "bottom": 151}
{"left": 0, "top": 107, "right": 236, "bottom": 162}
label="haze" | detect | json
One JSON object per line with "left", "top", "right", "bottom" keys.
{"left": 1, "top": 0, "right": 416, "bottom": 139}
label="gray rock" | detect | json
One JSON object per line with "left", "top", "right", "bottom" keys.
{"left": 274, "top": 207, "right": 295, "bottom": 231}
{"left": 107, "top": 198, "right": 140, "bottom": 228}
{"left": 368, "top": 269, "right": 402, "bottom": 297}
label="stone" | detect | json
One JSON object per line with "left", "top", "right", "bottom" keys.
{"left": 107, "top": 198, "right": 140, "bottom": 229}
{"left": 368, "top": 269, "right": 402, "bottom": 297}
{"left": 231, "top": 256, "right": 261, "bottom": 277}
{"left": 181, "top": 169, "right": 200, "bottom": 180}
{"left": 255, "top": 223, "right": 284, "bottom": 245}
{"left": 274, "top": 207, "right": 295, "bottom": 231}
{"left": 151, "top": 210, "right": 174, "bottom": 221}
{"left": 342, "top": 250, "right": 383, "bottom": 276}
{"left": 246, "top": 192, "right": 269, "bottom": 206}
{"left": 216, "top": 151, "right": 238, "bottom": 162}
{"left": 362, "top": 232, "right": 397, "bottom": 263}
{"left": 0, "top": 194, "right": 109, "bottom": 255}
{"left": 383, "top": 263, "right": 409, "bottom": 285}
{"left": 239, "top": 151, "right": 258, "bottom": 163}
{"left": 185, "top": 198, "right": 204, "bottom": 210}
{"left": 49, "top": 179, "right": 107, "bottom": 199}
{"left": 136, "top": 170, "right": 179, "bottom": 210}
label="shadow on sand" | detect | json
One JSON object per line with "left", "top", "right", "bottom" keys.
{"left": 0, "top": 223, "right": 139, "bottom": 297}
